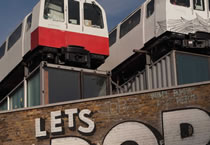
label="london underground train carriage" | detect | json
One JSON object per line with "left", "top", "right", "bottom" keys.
{"left": 99, "top": 0, "right": 210, "bottom": 82}
{"left": 0, "top": 0, "right": 109, "bottom": 98}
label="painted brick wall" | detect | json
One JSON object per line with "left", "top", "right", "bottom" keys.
{"left": 0, "top": 83, "right": 210, "bottom": 145}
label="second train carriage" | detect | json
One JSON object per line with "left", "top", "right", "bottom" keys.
{"left": 99, "top": 0, "right": 210, "bottom": 72}
{"left": 0, "top": 0, "right": 109, "bottom": 84}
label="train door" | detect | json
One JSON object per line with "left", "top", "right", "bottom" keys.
{"left": 192, "top": 0, "right": 208, "bottom": 19}
{"left": 66, "top": 0, "right": 82, "bottom": 33}
{"left": 144, "top": 0, "right": 155, "bottom": 44}
{"left": 23, "top": 14, "right": 32, "bottom": 56}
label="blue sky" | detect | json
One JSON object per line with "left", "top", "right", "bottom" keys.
{"left": 0, "top": 0, "right": 144, "bottom": 45}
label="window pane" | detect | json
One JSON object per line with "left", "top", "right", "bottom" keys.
{"left": 84, "top": 3, "right": 104, "bottom": 28}
{"left": 0, "top": 42, "right": 6, "bottom": 59}
{"left": 193, "top": 0, "right": 205, "bottom": 11}
{"left": 120, "top": 9, "right": 141, "bottom": 38}
{"left": 0, "top": 99, "right": 7, "bottom": 111}
{"left": 8, "top": 23, "right": 22, "bottom": 50}
{"left": 69, "top": 0, "right": 80, "bottom": 25}
{"left": 47, "top": 68, "right": 81, "bottom": 103}
{"left": 147, "top": 0, "right": 154, "bottom": 18}
{"left": 176, "top": 53, "right": 210, "bottom": 85}
{"left": 10, "top": 85, "right": 24, "bottom": 109}
{"left": 27, "top": 71, "right": 40, "bottom": 107}
{"left": 109, "top": 29, "right": 117, "bottom": 47}
{"left": 44, "top": 0, "right": 64, "bottom": 22}
{"left": 83, "top": 74, "right": 107, "bottom": 98}
{"left": 26, "top": 14, "right": 32, "bottom": 31}
{"left": 170, "top": 0, "right": 190, "bottom": 7}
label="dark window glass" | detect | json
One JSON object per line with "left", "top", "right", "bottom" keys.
{"left": 26, "top": 14, "right": 32, "bottom": 31}
{"left": 0, "top": 99, "right": 7, "bottom": 111}
{"left": 0, "top": 42, "right": 6, "bottom": 59}
{"left": 47, "top": 68, "right": 80, "bottom": 104}
{"left": 83, "top": 74, "right": 107, "bottom": 98}
{"left": 109, "top": 29, "right": 117, "bottom": 47}
{"left": 44, "top": 0, "right": 64, "bottom": 22}
{"left": 27, "top": 71, "right": 40, "bottom": 107}
{"left": 69, "top": 0, "right": 80, "bottom": 25}
{"left": 8, "top": 23, "right": 22, "bottom": 50}
{"left": 10, "top": 84, "right": 24, "bottom": 109}
{"left": 176, "top": 52, "right": 210, "bottom": 85}
{"left": 120, "top": 9, "right": 141, "bottom": 38}
{"left": 209, "top": 0, "right": 210, "bottom": 10}
{"left": 84, "top": 3, "right": 104, "bottom": 29}
{"left": 170, "top": 0, "right": 190, "bottom": 7}
{"left": 193, "top": 0, "right": 205, "bottom": 11}
{"left": 147, "top": 0, "right": 154, "bottom": 18}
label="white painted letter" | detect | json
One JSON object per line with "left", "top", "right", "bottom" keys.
{"left": 78, "top": 109, "right": 95, "bottom": 134}
{"left": 35, "top": 118, "right": 47, "bottom": 138}
{"left": 65, "top": 108, "right": 78, "bottom": 129}
{"left": 163, "top": 109, "right": 210, "bottom": 145}
{"left": 51, "top": 111, "right": 63, "bottom": 134}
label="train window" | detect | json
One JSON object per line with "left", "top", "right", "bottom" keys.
{"left": 8, "top": 23, "right": 22, "bottom": 51}
{"left": 26, "top": 14, "right": 32, "bottom": 31}
{"left": 146, "top": 0, "right": 154, "bottom": 18}
{"left": 0, "top": 42, "right": 6, "bottom": 59}
{"left": 120, "top": 9, "right": 141, "bottom": 38}
{"left": 109, "top": 29, "right": 117, "bottom": 47}
{"left": 69, "top": 0, "right": 80, "bottom": 25}
{"left": 84, "top": 3, "right": 104, "bottom": 29}
{"left": 193, "top": 0, "right": 205, "bottom": 11}
{"left": 170, "top": 0, "right": 190, "bottom": 7}
{"left": 44, "top": 0, "right": 64, "bottom": 22}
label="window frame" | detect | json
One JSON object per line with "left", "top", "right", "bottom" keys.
{"left": 0, "top": 42, "right": 6, "bottom": 59}
{"left": 120, "top": 9, "right": 141, "bottom": 39}
{"left": 8, "top": 23, "right": 22, "bottom": 51}
{"left": 170, "top": 0, "right": 190, "bottom": 7}
{"left": 146, "top": 0, "right": 155, "bottom": 18}
{"left": 193, "top": 0, "right": 205, "bottom": 11}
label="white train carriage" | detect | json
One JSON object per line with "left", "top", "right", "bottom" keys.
{"left": 99, "top": 0, "right": 210, "bottom": 71}
{"left": 0, "top": 0, "right": 109, "bottom": 84}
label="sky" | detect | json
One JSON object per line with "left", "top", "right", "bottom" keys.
{"left": 0, "top": 0, "right": 145, "bottom": 45}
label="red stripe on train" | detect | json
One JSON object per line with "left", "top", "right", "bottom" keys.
{"left": 31, "top": 27, "right": 109, "bottom": 56}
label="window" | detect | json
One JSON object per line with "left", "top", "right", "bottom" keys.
{"left": 26, "top": 14, "right": 32, "bottom": 31}
{"left": 44, "top": 0, "right": 64, "bottom": 22}
{"left": 47, "top": 68, "right": 81, "bottom": 104}
{"left": 147, "top": 0, "right": 154, "bottom": 18}
{"left": 84, "top": 3, "right": 104, "bottom": 28}
{"left": 170, "top": 0, "right": 190, "bottom": 7}
{"left": 193, "top": 0, "right": 205, "bottom": 11}
{"left": 120, "top": 9, "right": 141, "bottom": 38}
{"left": 27, "top": 71, "right": 40, "bottom": 107}
{"left": 0, "top": 42, "right": 6, "bottom": 59}
{"left": 8, "top": 23, "right": 22, "bottom": 50}
{"left": 0, "top": 99, "right": 7, "bottom": 111}
{"left": 69, "top": 0, "right": 80, "bottom": 25}
{"left": 109, "top": 29, "right": 117, "bottom": 47}
{"left": 83, "top": 74, "right": 107, "bottom": 98}
{"left": 176, "top": 52, "right": 210, "bottom": 85}
{"left": 10, "top": 85, "right": 24, "bottom": 109}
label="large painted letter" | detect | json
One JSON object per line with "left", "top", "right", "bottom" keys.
{"left": 51, "top": 137, "right": 90, "bottom": 145}
{"left": 103, "top": 121, "right": 159, "bottom": 145}
{"left": 163, "top": 108, "right": 210, "bottom": 145}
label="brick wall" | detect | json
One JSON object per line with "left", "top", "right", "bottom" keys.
{"left": 0, "top": 82, "right": 210, "bottom": 145}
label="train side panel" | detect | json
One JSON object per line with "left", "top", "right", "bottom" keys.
{"left": 99, "top": 6, "right": 144, "bottom": 71}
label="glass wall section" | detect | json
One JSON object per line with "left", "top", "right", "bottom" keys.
{"left": 176, "top": 52, "right": 210, "bottom": 85}
{"left": 10, "top": 84, "right": 24, "bottom": 109}
{"left": 47, "top": 68, "right": 80, "bottom": 103}
{"left": 83, "top": 74, "right": 107, "bottom": 98}
{"left": 27, "top": 71, "right": 40, "bottom": 107}
{"left": 0, "top": 99, "right": 7, "bottom": 111}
